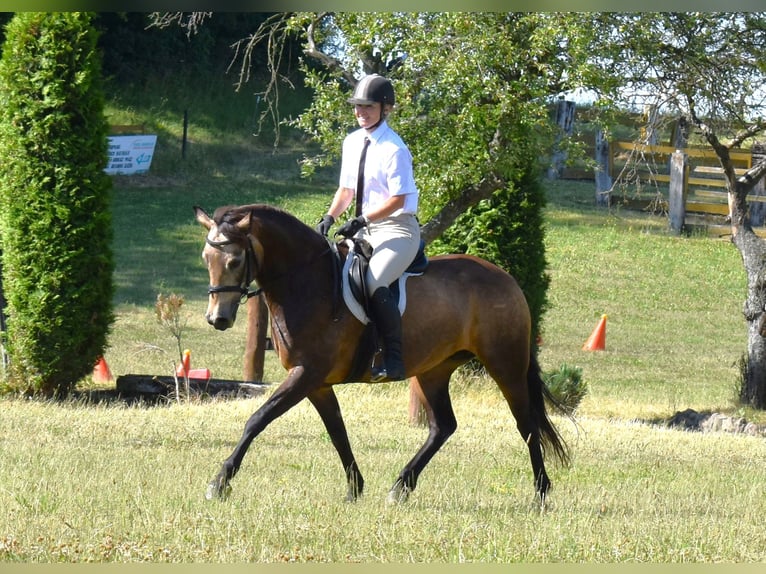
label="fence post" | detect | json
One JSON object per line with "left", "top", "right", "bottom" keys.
{"left": 546, "top": 98, "right": 576, "bottom": 180}
{"left": 749, "top": 142, "right": 766, "bottom": 227}
{"left": 668, "top": 150, "right": 689, "bottom": 234}
{"left": 243, "top": 293, "right": 268, "bottom": 382}
{"left": 642, "top": 104, "right": 659, "bottom": 145}
{"left": 594, "top": 129, "right": 611, "bottom": 207}
{"left": 671, "top": 116, "right": 689, "bottom": 149}
{"left": 182, "top": 109, "right": 189, "bottom": 159}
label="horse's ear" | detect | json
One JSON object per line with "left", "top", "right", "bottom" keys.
{"left": 236, "top": 211, "right": 252, "bottom": 234}
{"left": 194, "top": 206, "right": 213, "bottom": 230}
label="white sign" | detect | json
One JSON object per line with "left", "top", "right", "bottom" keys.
{"left": 105, "top": 134, "right": 157, "bottom": 175}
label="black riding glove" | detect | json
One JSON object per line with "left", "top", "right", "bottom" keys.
{"left": 315, "top": 214, "right": 335, "bottom": 236}
{"left": 335, "top": 215, "right": 368, "bottom": 238}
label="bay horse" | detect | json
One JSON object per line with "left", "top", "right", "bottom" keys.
{"left": 194, "top": 203, "right": 568, "bottom": 505}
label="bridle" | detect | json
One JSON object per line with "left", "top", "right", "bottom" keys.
{"left": 205, "top": 227, "right": 336, "bottom": 307}
{"left": 205, "top": 234, "right": 262, "bottom": 303}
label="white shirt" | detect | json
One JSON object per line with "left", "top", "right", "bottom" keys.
{"left": 339, "top": 121, "right": 419, "bottom": 217}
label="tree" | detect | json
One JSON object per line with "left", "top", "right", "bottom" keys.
{"left": 0, "top": 12, "right": 114, "bottom": 396}
{"left": 587, "top": 12, "right": 766, "bottom": 408}
{"left": 156, "top": 12, "right": 766, "bottom": 410}
{"left": 152, "top": 12, "right": 613, "bottom": 334}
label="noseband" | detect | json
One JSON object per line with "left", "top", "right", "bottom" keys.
{"left": 206, "top": 235, "right": 262, "bottom": 303}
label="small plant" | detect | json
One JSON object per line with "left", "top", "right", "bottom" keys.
{"left": 154, "top": 292, "right": 188, "bottom": 402}
{"left": 543, "top": 363, "right": 588, "bottom": 414}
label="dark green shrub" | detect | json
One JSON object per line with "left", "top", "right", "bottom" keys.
{"left": 543, "top": 363, "right": 588, "bottom": 414}
{"left": 0, "top": 13, "right": 114, "bottom": 396}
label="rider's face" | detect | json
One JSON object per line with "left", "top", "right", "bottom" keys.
{"left": 354, "top": 103, "right": 383, "bottom": 130}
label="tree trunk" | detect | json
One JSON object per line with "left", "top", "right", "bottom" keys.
{"left": 705, "top": 123, "right": 766, "bottom": 409}
{"left": 732, "top": 224, "right": 766, "bottom": 409}
{"left": 419, "top": 173, "right": 505, "bottom": 245}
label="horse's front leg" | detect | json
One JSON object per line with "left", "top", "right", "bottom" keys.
{"left": 206, "top": 365, "right": 318, "bottom": 500}
{"left": 307, "top": 386, "right": 364, "bottom": 501}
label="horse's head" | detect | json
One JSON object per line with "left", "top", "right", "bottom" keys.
{"left": 194, "top": 205, "right": 262, "bottom": 331}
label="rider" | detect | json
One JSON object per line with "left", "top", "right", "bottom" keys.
{"left": 316, "top": 74, "right": 420, "bottom": 382}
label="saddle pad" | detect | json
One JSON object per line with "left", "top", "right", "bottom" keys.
{"left": 341, "top": 251, "right": 414, "bottom": 324}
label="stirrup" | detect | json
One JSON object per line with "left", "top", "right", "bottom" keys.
{"left": 371, "top": 363, "right": 405, "bottom": 382}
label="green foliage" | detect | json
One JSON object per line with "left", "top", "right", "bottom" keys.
{"left": 283, "top": 13, "right": 616, "bottom": 335}
{"left": 542, "top": 362, "right": 588, "bottom": 414}
{"left": 0, "top": 13, "right": 114, "bottom": 396}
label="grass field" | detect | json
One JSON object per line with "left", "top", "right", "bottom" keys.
{"left": 2, "top": 81, "right": 766, "bottom": 563}
{"left": 3, "top": 171, "right": 764, "bottom": 562}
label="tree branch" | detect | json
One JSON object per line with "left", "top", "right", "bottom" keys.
{"left": 739, "top": 159, "right": 766, "bottom": 191}
{"left": 148, "top": 12, "right": 212, "bottom": 36}
{"left": 304, "top": 13, "right": 358, "bottom": 87}
{"left": 420, "top": 173, "right": 506, "bottom": 244}
{"left": 730, "top": 119, "right": 766, "bottom": 149}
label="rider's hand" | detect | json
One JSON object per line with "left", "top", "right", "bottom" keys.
{"left": 315, "top": 214, "right": 335, "bottom": 236}
{"left": 335, "top": 215, "right": 368, "bottom": 238}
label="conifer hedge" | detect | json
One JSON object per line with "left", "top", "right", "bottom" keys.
{"left": 0, "top": 12, "right": 114, "bottom": 396}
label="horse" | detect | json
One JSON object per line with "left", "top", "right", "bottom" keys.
{"left": 194, "top": 203, "right": 569, "bottom": 505}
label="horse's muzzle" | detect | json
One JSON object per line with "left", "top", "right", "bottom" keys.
{"left": 206, "top": 307, "right": 235, "bottom": 330}
{"left": 210, "top": 316, "right": 233, "bottom": 331}
{"left": 205, "top": 298, "right": 239, "bottom": 331}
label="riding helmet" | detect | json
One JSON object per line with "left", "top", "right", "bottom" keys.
{"left": 347, "top": 74, "right": 395, "bottom": 106}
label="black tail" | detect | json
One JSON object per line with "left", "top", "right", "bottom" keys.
{"left": 527, "top": 352, "right": 570, "bottom": 466}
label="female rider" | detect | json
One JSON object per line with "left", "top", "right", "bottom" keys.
{"left": 315, "top": 74, "right": 420, "bottom": 382}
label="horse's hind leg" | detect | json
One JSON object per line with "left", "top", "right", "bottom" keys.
{"left": 483, "top": 356, "right": 551, "bottom": 504}
{"left": 387, "top": 364, "right": 458, "bottom": 504}
{"left": 307, "top": 386, "right": 364, "bottom": 501}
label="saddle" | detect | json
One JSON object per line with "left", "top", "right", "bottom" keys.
{"left": 330, "top": 238, "right": 428, "bottom": 382}
{"left": 334, "top": 237, "right": 428, "bottom": 323}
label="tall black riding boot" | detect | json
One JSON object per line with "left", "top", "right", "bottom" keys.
{"left": 369, "top": 286, "right": 406, "bottom": 382}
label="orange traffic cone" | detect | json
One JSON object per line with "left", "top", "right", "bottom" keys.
{"left": 176, "top": 349, "right": 191, "bottom": 378}
{"left": 583, "top": 314, "right": 607, "bottom": 351}
{"left": 93, "top": 356, "right": 113, "bottom": 383}
{"left": 176, "top": 349, "right": 212, "bottom": 380}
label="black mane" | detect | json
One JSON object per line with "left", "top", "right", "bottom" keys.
{"left": 212, "top": 204, "right": 322, "bottom": 247}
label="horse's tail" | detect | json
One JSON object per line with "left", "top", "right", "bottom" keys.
{"left": 527, "top": 351, "right": 570, "bottom": 466}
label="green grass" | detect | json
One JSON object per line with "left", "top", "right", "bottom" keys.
{"left": 2, "top": 388, "right": 766, "bottom": 562}
{"left": 540, "top": 181, "right": 749, "bottom": 422}
{"left": 3, "top": 174, "right": 764, "bottom": 563}
{"left": 2, "top": 80, "right": 765, "bottom": 563}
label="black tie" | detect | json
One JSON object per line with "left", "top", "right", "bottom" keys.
{"left": 355, "top": 137, "right": 371, "bottom": 217}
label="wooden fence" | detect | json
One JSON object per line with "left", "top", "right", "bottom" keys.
{"left": 546, "top": 99, "right": 765, "bottom": 231}
{"left": 603, "top": 140, "right": 753, "bottom": 200}
{"left": 556, "top": 132, "right": 765, "bottom": 231}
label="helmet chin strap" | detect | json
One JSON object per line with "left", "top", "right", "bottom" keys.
{"left": 366, "top": 104, "right": 387, "bottom": 132}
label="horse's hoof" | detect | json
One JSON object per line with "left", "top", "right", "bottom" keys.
{"left": 205, "top": 479, "right": 232, "bottom": 501}
{"left": 386, "top": 480, "right": 411, "bottom": 505}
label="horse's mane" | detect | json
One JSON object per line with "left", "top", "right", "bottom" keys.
{"left": 212, "top": 203, "right": 322, "bottom": 247}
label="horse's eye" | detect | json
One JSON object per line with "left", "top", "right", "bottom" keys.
{"left": 225, "top": 255, "right": 243, "bottom": 271}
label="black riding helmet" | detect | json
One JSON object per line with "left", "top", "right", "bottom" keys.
{"left": 347, "top": 74, "right": 395, "bottom": 106}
